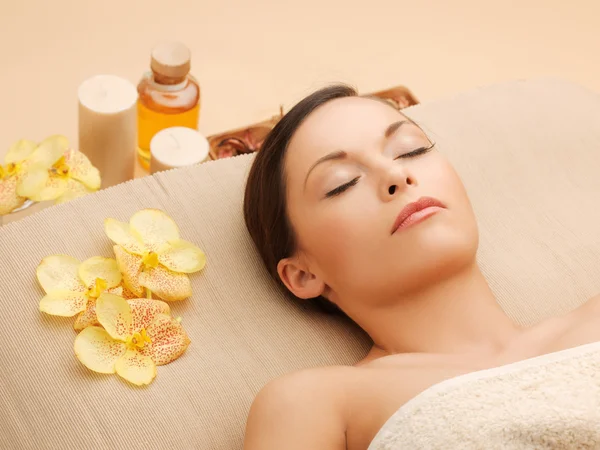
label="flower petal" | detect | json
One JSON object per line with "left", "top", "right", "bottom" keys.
{"left": 96, "top": 293, "right": 133, "bottom": 341}
{"left": 79, "top": 256, "right": 122, "bottom": 289}
{"left": 27, "top": 135, "right": 68, "bottom": 168}
{"left": 105, "top": 219, "right": 146, "bottom": 255}
{"left": 75, "top": 284, "right": 125, "bottom": 331}
{"left": 120, "top": 285, "right": 137, "bottom": 299}
{"left": 66, "top": 150, "right": 101, "bottom": 190}
{"left": 108, "top": 286, "right": 123, "bottom": 296}
{"left": 158, "top": 239, "right": 206, "bottom": 274}
{"left": 54, "top": 178, "right": 94, "bottom": 205}
{"left": 139, "top": 264, "right": 192, "bottom": 301}
{"left": 39, "top": 290, "right": 88, "bottom": 317}
{"left": 142, "top": 313, "right": 191, "bottom": 365}
{"left": 5, "top": 139, "right": 37, "bottom": 164}
{"left": 74, "top": 326, "right": 127, "bottom": 374}
{"left": 72, "top": 286, "right": 122, "bottom": 331}
{"left": 115, "top": 349, "right": 157, "bottom": 386}
{"left": 113, "top": 245, "right": 144, "bottom": 297}
{"left": 16, "top": 165, "right": 50, "bottom": 199}
{"left": 20, "top": 170, "right": 68, "bottom": 202}
{"left": 0, "top": 176, "right": 25, "bottom": 215}
{"left": 127, "top": 299, "right": 170, "bottom": 331}
{"left": 130, "top": 209, "right": 180, "bottom": 253}
{"left": 36, "top": 254, "right": 84, "bottom": 294}
{"left": 74, "top": 298, "right": 98, "bottom": 331}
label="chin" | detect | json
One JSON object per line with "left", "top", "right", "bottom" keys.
{"left": 389, "top": 224, "right": 479, "bottom": 293}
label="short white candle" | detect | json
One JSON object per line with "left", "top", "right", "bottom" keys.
{"left": 78, "top": 75, "right": 138, "bottom": 188}
{"left": 150, "top": 127, "right": 209, "bottom": 174}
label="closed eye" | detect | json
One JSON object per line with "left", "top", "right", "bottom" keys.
{"left": 394, "top": 143, "right": 435, "bottom": 160}
{"left": 325, "top": 177, "right": 360, "bottom": 198}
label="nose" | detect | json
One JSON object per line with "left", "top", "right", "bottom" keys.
{"left": 378, "top": 164, "right": 415, "bottom": 202}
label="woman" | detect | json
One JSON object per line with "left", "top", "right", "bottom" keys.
{"left": 242, "top": 85, "right": 600, "bottom": 449}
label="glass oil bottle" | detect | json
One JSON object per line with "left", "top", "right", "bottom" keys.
{"left": 137, "top": 42, "right": 200, "bottom": 170}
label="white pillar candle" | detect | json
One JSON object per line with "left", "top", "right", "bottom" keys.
{"left": 150, "top": 127, "right": 209, "bottom": 174}
{"left": 78, "top": 75, "right": 138, "bottom": 188}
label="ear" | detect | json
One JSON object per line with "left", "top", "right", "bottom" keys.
{"left": 277, "top": 256, "right": 325, "bottom": 300}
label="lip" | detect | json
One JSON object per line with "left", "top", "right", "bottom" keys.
{"left": 391, "top": 196, "right": 446, "bottom": 234}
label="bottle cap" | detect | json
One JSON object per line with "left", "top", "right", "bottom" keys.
{"left": 150, "top": 42, "right": 191, "bottom": 79}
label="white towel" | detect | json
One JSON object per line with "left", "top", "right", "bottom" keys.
{"left": 369, "top": 341, "right": 600, "bottom": 449}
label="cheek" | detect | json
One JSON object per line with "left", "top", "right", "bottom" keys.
{"left": 422, "top": 159, "right": 471, "bottom": 212}
{"left": 308, "top": 203, "right": 374, "bottom": 249}
{"left": 293, "top": 194, "right": 383, "bottom": 274}
{"left": 422, "top": 159, "right": 479, "bottom": 245}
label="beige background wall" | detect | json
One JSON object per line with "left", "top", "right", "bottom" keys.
{"left": 1, "top": 0, "right": 599, "bottom": 157}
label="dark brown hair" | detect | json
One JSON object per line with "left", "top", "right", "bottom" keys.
{"left": 243, "top": 84, "right": 358, "bottom": 315}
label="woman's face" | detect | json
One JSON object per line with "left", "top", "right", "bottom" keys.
{"left": 280, "top": 96, "right": 478, "bottom": 311}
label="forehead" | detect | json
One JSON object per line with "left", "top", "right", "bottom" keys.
{"left": 285, "top": 96, "right": 405, "bottom": 174}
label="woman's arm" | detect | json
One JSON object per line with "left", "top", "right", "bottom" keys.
{"left": 244, "top": 370, "right": 347, "bottom": 450}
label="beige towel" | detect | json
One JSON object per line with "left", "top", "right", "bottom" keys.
{"left": 369, "top": 341, "right": 600, "bottom": 449}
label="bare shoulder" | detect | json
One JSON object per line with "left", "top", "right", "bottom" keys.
{"left": 565, "top": 293, "right": 600, "bottom": 317}
{"left": 581, "top": 294, "right": 600, "bottom": 311}
{"left": 537, "top": 293, "right": 600, "bottom": 348}
{"left": 244, "top": 366, "right": 352, "bottom": 450}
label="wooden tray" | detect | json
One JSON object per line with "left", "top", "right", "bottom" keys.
{"left": 207, "top": 84, "right": 419, "bottom": 160}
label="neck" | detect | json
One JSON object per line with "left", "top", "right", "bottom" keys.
{"left": 346, "top": 263, "right": 522, "bottom": 356}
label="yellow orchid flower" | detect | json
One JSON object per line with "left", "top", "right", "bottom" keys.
{"left": 74, "top": 293, "right": 191, "bottom": 386}
{"left": 0, "top": 139, "right": 37, "bottom": 215}
{"left": 17, "top": 135, "right": 101, "bottom": 205}
{"left": 0, "top": 171, "right": 22, "bottom": 215}
{"left": 37, "top": 255, "right": 133, "bottom": 331}
{"left": 105, "top": 209, "right": 206, "bottom": 301}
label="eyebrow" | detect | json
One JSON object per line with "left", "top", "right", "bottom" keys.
{"left": 303, "top": 120, "right": 410, "bottom": 189}
{"left": 384, "top": 120, "right": 409, "bottom": 138}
